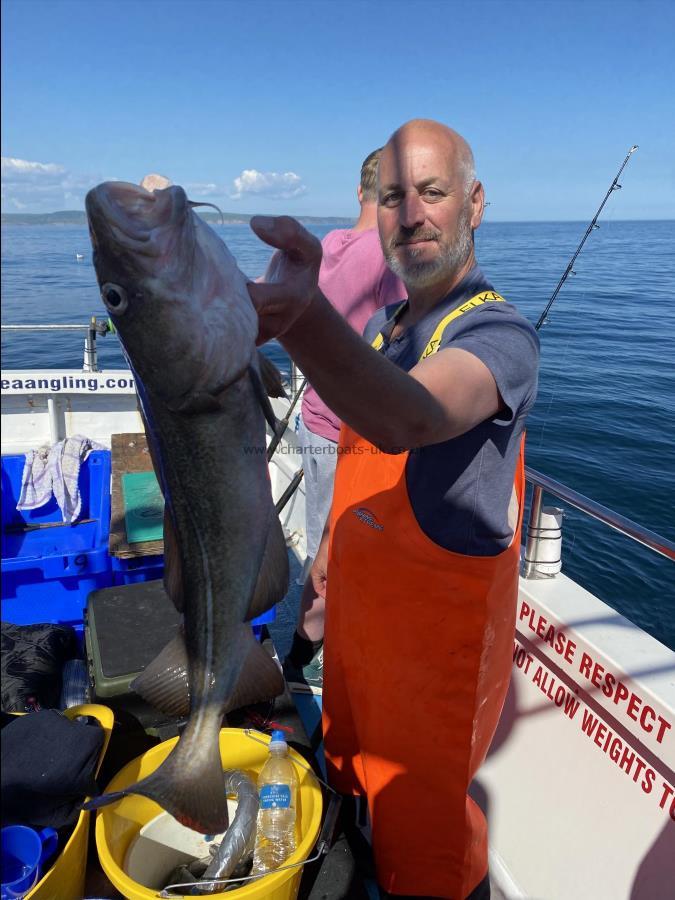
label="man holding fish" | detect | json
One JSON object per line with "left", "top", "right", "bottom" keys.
{"left": 249, "top": 118, "right": 540, "bottom": 899}
{"left": 84, "top": 116, "right": 538, "bottom": 898}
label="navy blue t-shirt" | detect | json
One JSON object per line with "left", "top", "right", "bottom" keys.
{"left": 363, "top": 266, "right": 539, "bottom": 556}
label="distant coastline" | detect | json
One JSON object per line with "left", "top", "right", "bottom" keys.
{"left": 1, "top": 210, "right": 356, "bottom": 227}
{"left": 2, "top": 211, "right": 672, "bottom": 227}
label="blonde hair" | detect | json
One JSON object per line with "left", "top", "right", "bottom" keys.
{"left": 360, "top": 148, "right": 382, "bottom": 202}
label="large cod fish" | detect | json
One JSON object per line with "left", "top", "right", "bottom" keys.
{"left": 83, "top": 179, "right": 288, "bottom": 834}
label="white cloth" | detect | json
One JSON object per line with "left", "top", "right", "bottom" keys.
{"left": 17, "top": 435, "right": 105, "bottom": 524}
{"left": 16, "top": 445, "right": 52, "bottom": 511}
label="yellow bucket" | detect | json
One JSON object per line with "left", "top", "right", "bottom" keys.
{"left": 95, "top": 728, "right": 323, "bottom": 900}
{"left": 22, "top": 703, "right": 115, "bottom": 900}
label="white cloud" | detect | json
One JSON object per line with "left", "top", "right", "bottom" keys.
{"left": 184, "top": 181, "right": 220, "bottom": 197}
{"left": 1, "top": 157, "right": 66, "bottom": 178}
{"left": 1, "top": 156, "right": 98, "bottom": 212}
{"left": 1, "top": 158, "right": 310, "bottom": 212}
{"left": 230, "top": 169, "right": 307, "bottom": 201}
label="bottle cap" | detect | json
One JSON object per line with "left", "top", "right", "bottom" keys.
{"left": 270, "top": 729, "right": 287, "bottom": 745}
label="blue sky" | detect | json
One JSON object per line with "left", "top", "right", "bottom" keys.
{"left": 2, "top": 0, "right": 674, "bottom": 220}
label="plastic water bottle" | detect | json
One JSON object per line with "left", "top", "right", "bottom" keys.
{"left": 251, "top": 730, "right": 298, "bottom": 875}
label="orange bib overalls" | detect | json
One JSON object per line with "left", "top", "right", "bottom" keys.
{"left": 323, "top": 293, "right": 525, "bottom": 898}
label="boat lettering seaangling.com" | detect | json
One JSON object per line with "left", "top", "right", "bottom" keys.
{"left": 82, "top": 178, "right": 288, "bottom": 834}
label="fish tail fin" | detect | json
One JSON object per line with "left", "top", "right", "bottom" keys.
{"left": 84, "top": 719, "right": 228, "bottom": 834}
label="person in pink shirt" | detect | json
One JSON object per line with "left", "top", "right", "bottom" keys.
{"left": 283, "top": 149, "right": 405, "bottom": 694}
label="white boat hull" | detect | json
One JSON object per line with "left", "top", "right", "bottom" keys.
{"left": 2, "top": 368, "right": 673, "bottom": 898}
{"left": 481, "top": 574, "right": 674, "bottom": 899}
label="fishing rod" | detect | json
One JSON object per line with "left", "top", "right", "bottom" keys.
{"left": 266, "top": 375, "right": 307, "bottom": 511}
{"left": 535, "top": 145, "right": 638, "bottom": 332}
{"left": 275, "top": 467, "right": 305, "bottom": 514}
{"left": 267, "top": 147, "right": 640, "bottom": 505}
{"left": 266, "top": 376, "right": 307, "bottom": 462}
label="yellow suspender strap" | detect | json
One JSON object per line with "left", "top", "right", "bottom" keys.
{"left": 419, "top": 290, "right": 506, "bottom": 360}
{"left": 370, "top": 291, "right": 506, "bottom": 358}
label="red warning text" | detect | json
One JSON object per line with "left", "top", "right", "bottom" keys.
{"left": 577, "top": 653, "right": 671, "bottom": 745}
{"left": 519, "top": 601, "right": 577, "bottom": 664}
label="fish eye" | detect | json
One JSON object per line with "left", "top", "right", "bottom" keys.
{"left": 101, "top": 283, "right": 128, "bottom": 314}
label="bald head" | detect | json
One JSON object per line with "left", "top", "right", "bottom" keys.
{"left": 381, "top": 119, "right": 476, "bottom": 198}
{"left": 376, "top": 119, "right": 484, "bottom": 297}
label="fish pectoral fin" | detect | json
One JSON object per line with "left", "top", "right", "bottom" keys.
{"left": 83, "top": 717, "right": 229, "bottom": 835}
{"left": 130, "top": 630, "right": 190, "bottom": 717}
{"left": 247, "top": 515, "right": 289, "bottom": 622}
{"left": 223, "top": 624, "right": 285, "bottom": 712}
{"left": 248, "top": 364, "right": 280, "bottom": 434}
{"left": 256, "top": 351, "right": 287, "bottom": 399}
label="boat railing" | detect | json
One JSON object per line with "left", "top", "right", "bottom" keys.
{"left": 523, "top": 466, "right": 675, "bottom": 577}
{"left": 3, "top": 324, "right": 674, "bottom": 571}
{"left": 1, "top": 319, "right": 111, "bottom": 372}
{"left": 289, "top": 359, "right": 305, "bottom": 399}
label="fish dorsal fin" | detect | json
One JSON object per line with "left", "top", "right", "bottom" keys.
{"left": 247, "top": 515, "right": 289, "bottom": 622}
{"left": 132, "top": 518, "right": 287, "bottom": 716}
{"left": 248, "top": 364, "right": 279, "bottom": 433}
{"left": 257, "top": 351, "right": 287, "bottom": 399}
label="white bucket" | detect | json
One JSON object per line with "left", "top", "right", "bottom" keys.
{"left": 123, "top": 799, "right": 237, "bottom": 890}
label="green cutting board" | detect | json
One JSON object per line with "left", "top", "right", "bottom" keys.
{"left": 121, "top": 471, "right": 165, "bottom": 544}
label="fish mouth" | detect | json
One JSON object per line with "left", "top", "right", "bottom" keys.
{"left": 86, "top": 181, "right": 189, "bottom": 257}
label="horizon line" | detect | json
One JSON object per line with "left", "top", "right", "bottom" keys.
{"left": 2, "top": 210, "right": 674, "bottom": 225}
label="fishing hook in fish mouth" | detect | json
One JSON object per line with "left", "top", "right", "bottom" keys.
{"left": 189, "top": 201, "right": 225, "bottom": 225}
{"left": 139, "top": 175, "right": 225, "bottom": 224}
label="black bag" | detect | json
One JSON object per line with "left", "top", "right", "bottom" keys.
{"left": 1, "top": 709, "right": 104, "bottom": 829}
{"left": 1, "top": 622, "right": 78, "bottom": 712}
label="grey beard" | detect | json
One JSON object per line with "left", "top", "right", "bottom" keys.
{"left": 386, "top": 215, "right": 473, "bottom": 289}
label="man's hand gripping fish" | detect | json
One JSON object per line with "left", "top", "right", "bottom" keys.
{"left": 83, "top": 179, "right": 288, "bottom": 834}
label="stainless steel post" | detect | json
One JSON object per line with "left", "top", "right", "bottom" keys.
{"left": 83, "top": 316, "right": 98, "bottom": 371}
{"left": 47, "top": 397, "right": 60, "bottom": 444}
{"left": 523, "top": 484, "right": 544, "bottom": 579}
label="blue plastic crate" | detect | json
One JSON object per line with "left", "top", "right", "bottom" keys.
{"left": 1, "top": 451, "right": 113, "bottom": 633}
{"left": 111, "top": 552, "right": 165, "bottom": 586}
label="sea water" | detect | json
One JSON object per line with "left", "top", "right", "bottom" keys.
{"left": 1, "top": 219, "right": 674, "bottom": 650}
